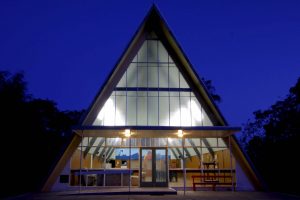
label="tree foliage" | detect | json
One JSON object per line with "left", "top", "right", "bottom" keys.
{"left": 241, "top": 77, "right": 300, "bottom": 194}
{"left": 0, "top": 71, "right": 83, "bottom": 197}
{"left": 202, "top": 77, "right": 222, "bottom": 103}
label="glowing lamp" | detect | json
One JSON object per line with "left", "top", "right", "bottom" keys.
{"left": 125, "top": 129, "right": 131, "bottom": 137}
{"left": 177, "top": 130, "right": 183, "bottom": 137}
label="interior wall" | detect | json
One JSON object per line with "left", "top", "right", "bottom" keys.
{"left": 65, "top": 144, "right": 248, "bottom": 190}
{"left": 71, "top": 149, "right": 104, "bottom": 169}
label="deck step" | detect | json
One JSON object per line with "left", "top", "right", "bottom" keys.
{"left": 65, "top": 187, "right": 177, "bottom": 195}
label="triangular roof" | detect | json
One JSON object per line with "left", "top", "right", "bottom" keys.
{"left": 81, "top": 5, "right": 226, "bottom": 127}
{"left": 42, "top": 5, "right": 263, "bottom": 191}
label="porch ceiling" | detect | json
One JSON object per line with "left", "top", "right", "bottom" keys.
{"left": 73, "top": 126, "right": 240, "bottom": 138}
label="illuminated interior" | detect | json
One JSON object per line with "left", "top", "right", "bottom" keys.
{"left": 69, "top": 137, "right": 236, "bottom": 189}
{"left": 93, "top": 39, "right": 212, "bottom": 127}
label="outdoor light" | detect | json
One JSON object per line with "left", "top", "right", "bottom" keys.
{"left": 177, "top": 130, "right": 183, "bottom": 137}
{"left": 125, "top": 129, "right": 131, "bottom": 137}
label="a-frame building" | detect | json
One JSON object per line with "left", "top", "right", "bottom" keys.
{"left": 42, "top": 5, "right": 262, "bottom": 192}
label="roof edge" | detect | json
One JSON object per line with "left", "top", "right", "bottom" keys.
{"left": 73, "top": 125, "right": 241, "bottom": 131}
{"left": 80, "top": 5, "right": 156, "bottom": 125}
{"left": 150, "top": 8, "right": 228, "bottom": 126}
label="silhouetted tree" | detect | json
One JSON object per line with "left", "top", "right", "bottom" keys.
{"left": 202, "top": 77, "right": 221, "bottom": 103}
{"left": 241, "top": 77, "right": 300, "bottom": 194}
{"left": 0, "top": 71, "right": 83, "bottom": 197}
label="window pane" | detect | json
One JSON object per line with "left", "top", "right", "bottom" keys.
{"left": 96, "top": 95, "right": 115, "bottom": 126}
{"left": 169, "top": 56, "right": 174, "bottom": 63}
{"left": 116, "top": 95, "right": 126, "bottom": 125}
{"left": 156, "top": 149, "right": 167, "bottom": 182}
{"left": 148, "top": 96, "right": 158, "bottom": 126}
{"left": 203, "top": 109, "right": 213, "bottom": 126}
{"left": 137, "top": 96, "right": 147, "bottom": 125}
{"left": 159, "top": 91, "right": 169, "bottom": 97}
{"left": 217, "top": 138, "right": 227, "bottom": 148}
{"left": 148, "top": 91, "right": 158, "bottom": 97}
{"left": 158, "top": 41, "right": 168, "bottom": 62}
{"left": 137, "top": 91, "right": 147, "bottom": 97}
{"left": 142, "top": 149, "right": 152, "bottom": 182}
{"left": 156, "top": 138, "right": 167, "bottom": 146}
{"left": 170, "top": 95, "right": 180, "bottom": 126}
{"left": 138, "top": 67, "right": 147, "bottom": 87}
{"left": 93, "top": 137, "right": 104, "bottom": 147}
{"left": 127, "top": 96, "right": 136, "bottom": 125}
{"left": 159, "top": 95, "right": 169, "bottom": 126}
{"left": 138, "top": 42, "right": 147, "bottom": 62}
{"left": 159, "top": 66, "right": 168, "bottom": 88}
{"left": 141, "top": 138, "right": 151, "bottom": 147}
{"left": 179, "top": 73, "right": 189, "bottom": 88}
{"left": 107, "top": 138, "right": 122, "bottom": 146}
{"left": 170, "top": 91, "right": 179, "bottom": 97}
{"left": 169, "top": 67, "right": 179, "bottom": 88}
{"left": 191, "top": 96, "right": 203, "bottom": 126}
{"left": 132, "top": 55, "right": 137, "bottom": 62}
{"left": 148, "top": 66, "right": 158, "bottom": 87}
{"left": 147, "top": 40, "right": 158, "bottom": 62}
{"left": 81, "top": 137, "right": 89, "bottom": 146}
{"left": 180, "top": 95, "right": 191, "bottom": 126}
{"left": 130, "top": 138, "right": 140, "bottom": 147}
{"left": 184, "top": 138, "right": 201, "bottom": 147}
{"left": 117, "top": 72, "right": 126, "bottom": 87}
{"left": 130, "top": 148, "right": 140, "bottom": 169}
{"left": 140, "top": 138, "right": 167, "bottom": 147}
{"left": 168, "top": 138, "right": 182, "bottom": 146}
{"left": 127, "top": 63, "right": 137, "bottom": 87}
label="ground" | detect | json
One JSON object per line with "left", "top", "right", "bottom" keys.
{"left": 6, "top": 192, "right": 300, "bottom": 200}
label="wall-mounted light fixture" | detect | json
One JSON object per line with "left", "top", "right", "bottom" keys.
{"left": 125, "top": 129, "right": 131, "bottom": 137}
{"left": 177, "top": 130, "right": 183, "bottom": 137}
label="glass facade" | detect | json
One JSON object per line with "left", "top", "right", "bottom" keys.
{"left": 56, "top": 8, "right": 243, "bottom": 192}
{"left": 67, "top": 32, "right": 235, "bottom": 191}
{"left": 93, "top": 39, "right": 212, "bottom": 126}
{"left": 69, "top": 136, "right": 236, "bottom": 190}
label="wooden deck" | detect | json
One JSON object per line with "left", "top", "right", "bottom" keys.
{"left": 10, "top": 192, "right": 300, "bottom": 200}
{"left": 65, "top": 187, "right": 177, "bottom": 195}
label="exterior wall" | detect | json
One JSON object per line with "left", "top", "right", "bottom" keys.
{"left": 50, "top": 138, "right": 256, "bottom": 191}
{"left": 51, "top": 160, "right": 71, "bottom": 191}
{"left": 235, "top": 159, "right": 255, "bottom": 191}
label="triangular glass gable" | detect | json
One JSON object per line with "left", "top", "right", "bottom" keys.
{"left": 93, "top": 39, "right": 212, "bottom": 126}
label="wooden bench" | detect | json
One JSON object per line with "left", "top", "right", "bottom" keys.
{"left": 192, "top": 175, "right": 236, "bottom": 191}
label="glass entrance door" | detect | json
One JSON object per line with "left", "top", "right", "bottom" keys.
{"left": 140, "top": 148, "right": 168, "bottom": 187}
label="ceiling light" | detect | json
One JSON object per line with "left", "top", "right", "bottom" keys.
{"left": 125, "top": 129, "right": 131, "bottom": 137}
{"left": 178, "top": 130, "right": 183, "bottom": 137}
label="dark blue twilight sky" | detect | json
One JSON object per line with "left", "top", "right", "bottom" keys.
{"left": 0, "top": 0, "right": 299, "bottom": 126}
